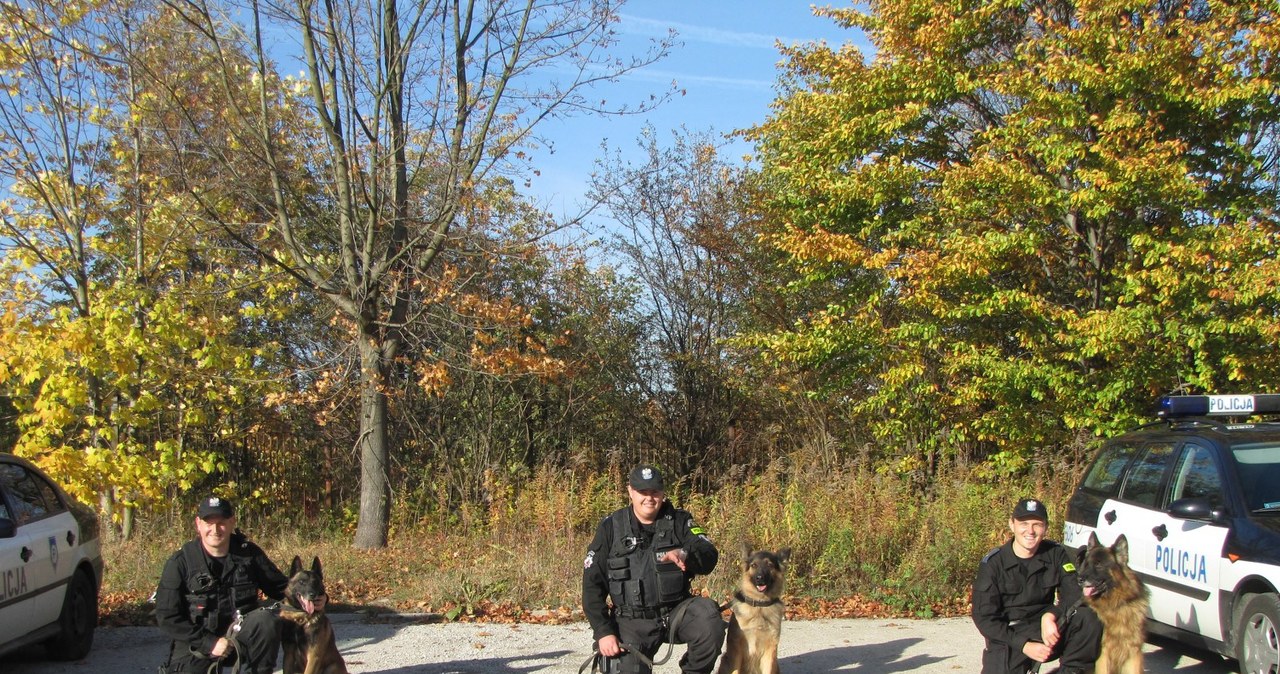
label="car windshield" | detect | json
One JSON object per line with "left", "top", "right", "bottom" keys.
{"left": 1232, "top": 442, "right": 1280, "bottom": 512}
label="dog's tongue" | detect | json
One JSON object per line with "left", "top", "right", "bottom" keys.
{"left": 1082, "top": 585, "right": 1097, "bottom": 598}
{"left": 756, "top": 584, "right": 768, "bottom": 593}
{"left": 301, "top": 597, "right": 315, "bottom": 614}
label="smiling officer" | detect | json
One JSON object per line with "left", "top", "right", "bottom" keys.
{"left": 582, "top": 464, "right": 725, "bottom": 674}
{"left": 972, "top": 497, "right": 1102, "bottom": 674}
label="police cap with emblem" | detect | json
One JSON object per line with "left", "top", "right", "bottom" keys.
{"left": 628, "top": 464, "right": 665, "bottom": 491}
{"left": 1011, "top": 497, "right": 1047, "bottom": 522}
{"left": 197, "top": 495, "right": 234, "bottom": 519}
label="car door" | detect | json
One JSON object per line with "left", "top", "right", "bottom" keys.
{"left": 1094, "top": 441, "right": 1178, "bottom": 596}
{"left": 0, "top": 479, "right": 37, "bottom": 645}
{"left": 1143, "top": 440, "right": 1229, "bottom": 641}
{"left": 0, "top": 462, "right": 72, "bottom": 628}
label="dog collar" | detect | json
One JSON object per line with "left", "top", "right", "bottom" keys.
{"left": 733, "top": 590, "right": 781, "bottom": 608}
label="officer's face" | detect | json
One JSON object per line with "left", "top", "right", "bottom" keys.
{"left": 628, "top": 486, "right": 664, "bottom": 524}
{"left": 1009, "top": 517, "right": 1047, "bottom": 557}
{"left": 196, "top": 514, "right": 235, "bottom": 555}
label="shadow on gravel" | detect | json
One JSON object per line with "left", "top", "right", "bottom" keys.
{"left": 778, "top": 637, "right": 948, "bottom": 673}
{"left": 347, "top": 649, "right": 574, "bottom": 674}
{"left": 1145, "top": 634, "right": 1236, "bottom": 674}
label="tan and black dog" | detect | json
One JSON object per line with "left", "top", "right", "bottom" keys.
{"left": 718, "top": 543, "right": 791, "bottom": 674}
{"left": 280, "top": 556, "right": 349, "bottom": 674}
{"left": 1077, "top": 533, "right": 1148, "bottom": 674}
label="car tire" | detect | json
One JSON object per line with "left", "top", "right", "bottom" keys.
{"left": 1237, "top": 592, "right": 1280, "bottom": 674}
{"left": 44, "top": 568, "right": 97, "bottom": 661}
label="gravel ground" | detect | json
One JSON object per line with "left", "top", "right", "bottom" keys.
{"left": 1, "top": 615, "right": 1237, "bottom": 673}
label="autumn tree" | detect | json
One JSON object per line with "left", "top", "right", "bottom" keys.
{"left": 749, "top": 0, "right": 1280, "bottom": 475}
{"left": 588, "top": 126, "right": 755, "bottom": 486}
{"left": 0, "top": 0, "right": 290, "bottom": 535}
{"left": 146, "top": 0, "right": 673, "bottom": 547}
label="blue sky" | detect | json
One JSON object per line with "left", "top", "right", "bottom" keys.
{"left": 526, "top": 3, "right": 872, "bottom": 216}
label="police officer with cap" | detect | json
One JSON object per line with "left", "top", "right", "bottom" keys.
{"left": 155, "top": 495, "right": 291, "bottom": 673}
{"left": 582, "top": 464, "right": 725, "bottom": 674}
{"left": 972, "top": 497, "right": 1102, "bottom": 674}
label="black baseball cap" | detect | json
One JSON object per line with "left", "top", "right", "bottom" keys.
{"left": 197, "top": 496, "right": 234, "bottom": 519}
{"left": 1011, "top": 497, "right": 1048, "bottom": 522}
{"left": 628, "top": 465, "right": 665, "bottom": 491}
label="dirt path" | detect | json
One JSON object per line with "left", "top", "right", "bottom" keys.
{"left": 1, "top": 616, "right": 1236, "bottom": 673}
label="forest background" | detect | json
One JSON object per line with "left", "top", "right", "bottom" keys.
{"left": 1, "top": 0, "right": 1278, "bottom": 621}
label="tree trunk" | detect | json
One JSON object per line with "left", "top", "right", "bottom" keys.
{"left": 353, "top": 335, "right": 391, "bottom": 549}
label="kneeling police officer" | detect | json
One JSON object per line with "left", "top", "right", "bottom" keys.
{"left": 155, "top": 495, "right": 292, "bottom": 674}
{"left": 582, "top": 464, "right": 726, "bottom": 674}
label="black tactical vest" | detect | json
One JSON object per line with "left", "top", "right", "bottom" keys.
{"left": 181, "top": 536, "right": 261, "bottom": 631}
{"left": 604, "top": 510, "right": 689, "bottom": 609}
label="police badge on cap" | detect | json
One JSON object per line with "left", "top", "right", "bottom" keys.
{"left": 628, "top": 464, "right": 665, "bottom": 491}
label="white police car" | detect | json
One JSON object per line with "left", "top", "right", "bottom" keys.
{"left": 0, "top": 453, "right": 103, "bottom": 660}
{"left": 1065, "top": 394, "right": 1280, "bottom": 673}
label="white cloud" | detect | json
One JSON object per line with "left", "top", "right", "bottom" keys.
{"left": 619, "top": 14, "right": 800, "bottom": 49}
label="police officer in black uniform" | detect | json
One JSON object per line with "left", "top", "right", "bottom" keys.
{"left": 972, "top": 497, "right": 1102, "bottom": 674}
{"left": 582, "top": 465, "right": 726, "bottom": 674}
{"left": 155, "top": 496, "right": 291, "bottom": 674}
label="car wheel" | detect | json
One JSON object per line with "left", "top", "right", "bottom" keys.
{"left": 1237, "top": 592, "right": 1280, "bottom": 674}
{"left": 45, "top": 569, "right": 97, "bottom": 661}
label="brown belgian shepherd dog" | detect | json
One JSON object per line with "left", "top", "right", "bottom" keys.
{"left": 1076, "top": 532, "right": 1148, "bottom": 674}
{"left": 718, "top": 544, "right": 791, "bottom": 674}
{"left": 279, "top": 556, "right": 349, "bottom": 674}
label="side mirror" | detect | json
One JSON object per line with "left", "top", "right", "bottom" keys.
{"left": 0, "top": 518, "right": 14, "bottom": 539}
{"left": 1168, "top": 497, "right": 1225, "bottom": 523}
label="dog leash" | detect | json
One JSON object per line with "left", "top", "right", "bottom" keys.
{"left": 577, "top": 598, "right": 697, "bottom": 674}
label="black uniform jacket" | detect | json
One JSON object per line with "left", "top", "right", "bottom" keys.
{"left": 972, "top": 539, "right": 1082, "bottom": 654}
{"left": 155, "top": 532, "right": 289, "bottom": 656}
{"left": 582, "top": 502, "right": 719, "bottom": 641}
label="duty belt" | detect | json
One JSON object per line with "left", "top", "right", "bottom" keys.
{"left": 616, "top": 605, "right": 670, "bottom": 619}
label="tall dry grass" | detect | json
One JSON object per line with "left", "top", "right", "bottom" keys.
{"left": 102, "top": 451, "right": 1084, "bottom": 621}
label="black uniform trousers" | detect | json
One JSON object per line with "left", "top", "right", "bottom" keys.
{"left": 611, "top": 597, "right": 726, "bottom": 674}
{"left": 162, "top": 607, "right": 280, "bottom": 674}
{"left": 981, "top": 605, "right": 1103, "bottom": 674}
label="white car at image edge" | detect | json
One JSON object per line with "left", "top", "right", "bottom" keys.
{"left": 0, "top": 452, "right": 104, "bottom": 660}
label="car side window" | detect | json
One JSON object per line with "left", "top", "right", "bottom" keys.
{"left": 1168, "top": 443, "right": 1223, "bottom": 508}
{"left": 1120, "top": 442, "right": 1176, "bottom": 507}
{"left": 1082, "top": 442, "right": 1139, "bottom": 494}
{"left": 0, "top": 463, "right": 58, "bottom": 526}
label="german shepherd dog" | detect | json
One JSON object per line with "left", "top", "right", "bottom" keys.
{"left": 280, "top": 556, "right": 349, "bottom": 674}
{"left": 718, "top": 544, "right": 791, "bottom": 674}
{"left": 1077, "top": 533, "right": 1148, "bottom": 674}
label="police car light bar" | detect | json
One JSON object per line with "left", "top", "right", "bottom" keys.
{"left": 1159, "top": 394, "right": 1280, "bottom": 418}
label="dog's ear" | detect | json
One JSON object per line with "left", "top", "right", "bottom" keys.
{"left": 1087, "top": 531, "right": 1101, "bottom": 549}
{"left": 1075, "top": 545, "right": 1087, "bottom": 564}
{"left": 776, "top": 548, "right": 792, "bottom": 566}
{"left": 290, "top": 555, "right": 303, "bottom": 575}
{"left": 1111, "top": 534, "right": 1129, "bottom": 565}
{"left": 310, "top": 556, "right": 323, "bottom": 577}
{"left": 740, "top": 541, "right": 753, "bottom": 565}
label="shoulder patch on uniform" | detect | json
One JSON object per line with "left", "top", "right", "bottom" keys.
{"left": 689, "top": 525, "right": 706, "bottom": 535}
{"left": 981, "top": 547, "right": 1001, "bottom": 564}
{"left": 1062, "top": 562, "right": 1076, "bottom": 573}
{"left": 583, "top": 550, "right": 596, "bottom": 569}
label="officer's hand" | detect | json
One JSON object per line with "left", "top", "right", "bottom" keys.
{"left": 1022, "top": 641, "right": 1052, "bottom": 663}
{"left": 598, "top": 635, "right": 625, "bottom": 657}
{"left": 1040, "top": 612, "right": 1061, "bottom": 648}
{"left": 211, "top": 637, "right": 231, "bottom": 658}
{"left": 658, "top": 548, "right": 688, "bottom": 571}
